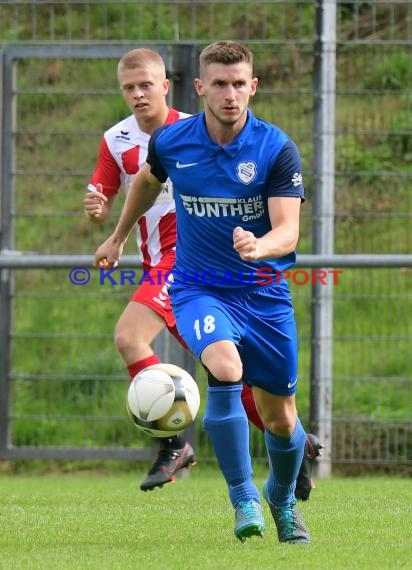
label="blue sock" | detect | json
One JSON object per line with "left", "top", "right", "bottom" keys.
{"left": 203, "top": 384, "right": 260, "bottom": 508}
{"left": 264, "top": 417, "right": 306, "bottom": 507}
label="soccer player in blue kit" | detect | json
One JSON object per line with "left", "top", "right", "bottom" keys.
{"left": 95, "top": 41, "right": 311, "bottom": 544}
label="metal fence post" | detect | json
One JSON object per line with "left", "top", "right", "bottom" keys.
{"left": 0, "top": 48, "right": 15, "bottom": 457}
{"left": 310, "top": 0, "right": 337, "bottom": 478}
{"left": 171, "top": 44, "right": 199, "bottom": 114}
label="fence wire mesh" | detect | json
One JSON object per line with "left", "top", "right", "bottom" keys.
{"left": 0, "top": 1, "right": 411, "bottom": 471}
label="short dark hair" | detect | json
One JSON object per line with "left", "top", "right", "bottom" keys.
{"left": 199, "top": 41, "right": 253, "bottom": 76}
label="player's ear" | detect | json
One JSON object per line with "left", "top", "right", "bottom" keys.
{"left": 194, "top": 77, "right": 204, "bottom": 96}
{"left": 250, "top": 76, "right": 259, "bottom": 96}
{"left": 163, "top": 78, "right": 170, "bottom": 95}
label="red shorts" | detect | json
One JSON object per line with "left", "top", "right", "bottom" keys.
{"left": 130, "top": 249, "right": 186, "bottom": 347}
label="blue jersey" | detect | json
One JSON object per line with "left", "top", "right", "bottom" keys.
{"left": 147, "top": 109, "right": 304, "bottom": 289}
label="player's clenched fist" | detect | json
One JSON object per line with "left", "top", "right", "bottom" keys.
{"left": 84, "top": 183, "right": 108, "bottom": 220}
{"left": 233, "top": 226, "right": 259, "bottom": 261}
{"left": 94, "top": 234, "right": 123, "bottom": 269}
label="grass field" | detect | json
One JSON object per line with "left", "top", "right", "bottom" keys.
{"left": 0, "top": 465, "right": 411, "bottom": 570}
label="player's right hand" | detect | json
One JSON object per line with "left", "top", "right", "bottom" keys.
{"left": 94, "top": 234, "right": 124, "bottom": 269}
{"left": 233, "top": 226, "right": 259, "bottom": 261}
{"left": 84, "top": 183, "right": 108, "bottom": 219}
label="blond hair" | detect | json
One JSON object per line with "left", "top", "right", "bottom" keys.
{"left": 117, "top": 48, "right": 166, "bottom": 81}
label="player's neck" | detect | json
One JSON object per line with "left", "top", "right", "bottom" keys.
{"left": 135, "top": 106, "right": 170, "bottom": 135}
{"left": 207, "top": 121, "right": 244, "bottom": 147}
{"left": 205, "top": 110, "right": 247, "bottom": 147}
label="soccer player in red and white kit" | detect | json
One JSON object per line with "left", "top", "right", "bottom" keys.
{"left": 85, "top": 48, "right": 322, "bottom": 493}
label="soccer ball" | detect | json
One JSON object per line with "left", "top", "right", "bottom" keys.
{"left": 126, "top": 363, "right": 200, "bottom": 437}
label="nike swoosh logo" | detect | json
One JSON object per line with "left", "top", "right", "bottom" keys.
{"left": 176, "top": 161, "right": 198, "bottom": 169}
{"left": 287, "top": 379, "right": 298, "bottom": 389}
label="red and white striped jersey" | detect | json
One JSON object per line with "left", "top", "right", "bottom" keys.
{"left": 88, "top": 108, "right": 190, "bottom": 268}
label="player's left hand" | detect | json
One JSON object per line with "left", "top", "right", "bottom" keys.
{"left": 233, "top": 226, "right": 259, "bottom": 261}
{"left": 94, "top": 234, "right": 123, "bottom": 269}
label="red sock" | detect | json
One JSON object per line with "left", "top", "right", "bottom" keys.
{"left": 127, "top": 354, "right": 161, "bottom": 382}
{"left": 241, "top": 383, "right": 264, "bottom": 432}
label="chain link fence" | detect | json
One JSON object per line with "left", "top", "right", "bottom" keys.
{"left": 0, "top": 1, "right": 411, "bottom": 472}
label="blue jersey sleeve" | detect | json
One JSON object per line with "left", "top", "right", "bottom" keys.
{"left": 147, "top": 127, "right": 169, "bottom": 183}
{"left": 267, "top": 139, "right": 305, "bottom": 201}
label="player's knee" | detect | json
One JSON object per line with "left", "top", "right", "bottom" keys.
{"left": 114, "top": 325, "right": 136, "bottom": 355}
{"left": 206, "top": 362, "right": 243, "bottom": 385}
{"left": 262, "top": 414, "right": 296, "bottom": 436}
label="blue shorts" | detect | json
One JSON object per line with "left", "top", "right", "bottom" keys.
{"left": 169, "top": 284, "right": 299, "bottom": 397}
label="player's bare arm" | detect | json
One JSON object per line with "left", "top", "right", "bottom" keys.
{"left": 93, "top": 164, "right": 163, "bottom": 268}
{"left": 233, "top": 196, "right": 300, "bottom": 261}
{"left": 84, "top": 183, "right": 114, "bottom": 223}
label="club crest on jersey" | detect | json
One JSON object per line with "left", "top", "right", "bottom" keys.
{"left": 237, "top": 161, "right": 257, "bottom": 185}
